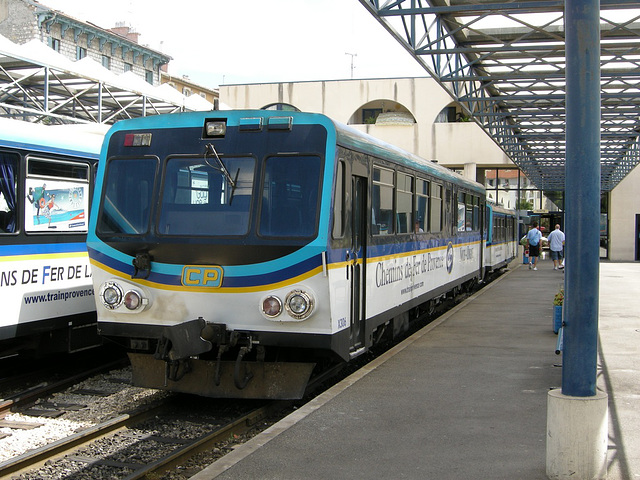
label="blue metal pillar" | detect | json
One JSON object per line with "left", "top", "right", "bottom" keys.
{"left": 563, "top": 0, "right": 601, "bottom": 396}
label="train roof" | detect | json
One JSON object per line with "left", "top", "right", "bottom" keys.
{"left": 327, "top": 116, "right": 485, "bottom": 194}
{"left": 0, "top": 117, "right": 108, "bottom": 158}
{"left": 487, "top": 201, "right": 517, "bottom": 215}
{"left": 101, "top": 110, "right": 485, "bottom": 194}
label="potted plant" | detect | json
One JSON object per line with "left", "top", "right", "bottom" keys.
{"left": 553, "top": 287, "right": 563, "bottom": 334}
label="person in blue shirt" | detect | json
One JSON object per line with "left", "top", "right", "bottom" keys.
{"left": 526, "top": 222, "right": 543, "bottom": 270}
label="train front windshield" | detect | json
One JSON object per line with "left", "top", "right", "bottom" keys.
{"left": 97, "top": 153, "right": 322, "bottom": 240}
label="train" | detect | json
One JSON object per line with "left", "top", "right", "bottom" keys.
{"left": 86, "top": 110, "right": 517, "bottom": 399}
{"left": 0, "top": 118, "right": 108, "bottom": 356}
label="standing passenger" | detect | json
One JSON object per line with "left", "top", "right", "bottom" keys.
{"left": 526, "top": 222, "right": 543, "bottom": 270}
{"left": 547, "top": 224, "right": 565, "bottom": 270}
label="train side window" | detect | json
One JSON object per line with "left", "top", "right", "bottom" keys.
{"left": 415, "top": 178, "right": 429, "bottom": 233}
{"left": 25, "top": 157, "right": 91, "bottom": 233}
{"left": 472, "top": 196, "right": 480, "bottom": 231}
{"left": 396, "top": 172, "right": 413, "bottom": 234}
{"left": 27, "top": 157, "right": 89, "bottom": 181}
{"left": 372, "top": 166, "right": 394, "bottom": 235}
{"left": 332, "top": 160, "right": 345, "bottom": 239}
{"left": 465, "top": 195, "right": 474, "bottom": 231}
{"left": 457, "top": 192, "right": 467, "bottom": 231}
{"left": 431, "top": 183, "right": 442, "bottom": 232}
{"left": 0, "top": 152, "right": 18, "bottom": 233}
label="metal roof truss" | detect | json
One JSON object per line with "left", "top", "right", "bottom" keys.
{"left": 0, "top": 55, "right": 185, "bottom": 125}
{"left": 360, "top": 0, "right": 640, "bottom": 192}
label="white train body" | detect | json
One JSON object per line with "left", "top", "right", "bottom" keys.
{"left": 87, "top": 111, "right": 515, "bottom": 398}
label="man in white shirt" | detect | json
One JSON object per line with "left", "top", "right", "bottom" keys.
{"left": 547, "top": 224, "right": 566, "bottom": 270}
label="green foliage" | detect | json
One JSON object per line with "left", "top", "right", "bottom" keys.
{"left": 553, "top": 287, "right": 564, "bottom": 306}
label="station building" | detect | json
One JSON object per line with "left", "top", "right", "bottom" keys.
{"left": 220, "top": 77, "right": 639, "bottom": 262}
{"left": 0, "top": 0, "right": 168, "bottom": 85}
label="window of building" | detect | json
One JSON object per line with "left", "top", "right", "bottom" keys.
{"left": 124, "top": 63, "right": 132, "bottom": 72}
{"left": 76, "top": 46, "right": 87, "bottom": 60}
{"left": 102, "top": 55, "right": 110, "bottom": 69}
{"left": 50, "top": 37, "right": 60, "bottom": 52}
{"left": 145, "top": 70, "right": 153, "bottom": 84}
{"left": 362, "top": 108, "right": 382, "bottom": 124}
{"left": 182, "top": 87, "right": 192, "bottom": 97}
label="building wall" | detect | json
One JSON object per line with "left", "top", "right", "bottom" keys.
{"left": 220, "top": 77, "right": 509, "bottom": 171}
{"left": 610, "top": 163, "right": 640, "bottom": 261}
{"left": 0, "top": 0, "right": 38, "bottom": 43}
{"left": 0, "top": 0, "right": 167, "bottom": 85}
{"left": 161, "top": 73, "right": 218, "bottom": 105}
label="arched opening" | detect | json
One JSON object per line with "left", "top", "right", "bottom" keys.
{"left": 261, "top": 103, "right": 301, "bottom": 112}
{"left": 348, "top": 100, "right": 416, "bottom": 125}
{"left": 435, "top": 102, "right": 470, "bottom": 123}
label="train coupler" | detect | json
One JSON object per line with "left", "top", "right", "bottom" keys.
{"left": 154, "top": 317, "right": 213, "bottom": 361}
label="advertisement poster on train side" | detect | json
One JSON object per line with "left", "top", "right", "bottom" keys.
{"left": 24, "top": 179, "right": 89, "bottom": 232}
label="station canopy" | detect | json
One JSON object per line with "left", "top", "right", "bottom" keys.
{"left": 0, "top": 34, "right": 212, "bottom": 126}
{"left": 360, "top": 0, "right": 640, "bottom": 192}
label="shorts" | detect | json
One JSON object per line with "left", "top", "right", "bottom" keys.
{"left": 550, "top": 249, "right": 563, "bottom": 261}
{"left": 529, "top": 244, "right": 540, "bottom": 257}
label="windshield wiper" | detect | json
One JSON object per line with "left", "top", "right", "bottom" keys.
{"left": 204, "top": 143, "right": 239, "bottom": 204}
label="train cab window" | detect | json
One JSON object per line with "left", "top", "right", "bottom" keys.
{"left": 372, "top": 166, "right": 394, "bottom": 235}
{"left": 415, "top": 178, "right": 429, "bottom": 233}
{"left": 431, "top": 184, "right": 442, "bottom": 232}
{"left": 259, "top": 155, "right": 321, "bottom": 238}
{"left": 396, "top": 173, "right": 413, "bottom": 234}
{"left": 0, "top": 152, "right": 18, "bottom": 233}
{"left": 158, "top": 156, "right": 255, "bottom": 236}
{"left": 332, "top": 160, "right": 345, "bottom": 239}
{"left": 98, "top": 157, "right": 157, "bottom": 235}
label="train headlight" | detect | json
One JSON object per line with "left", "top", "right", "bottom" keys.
{"left": 99, "top": 281, "right": 149, "bottom": 312}
{"left": 284, "top": 290, "right": 314, "bottom": 320}
{"left": 124, "top": 290, "right": 143, "bottom": 310}
{"left": 261, "top": 295, "right": 282, "bottom": 318}
{"left": 100, "top": 281, "right": 123, "bottom": 310}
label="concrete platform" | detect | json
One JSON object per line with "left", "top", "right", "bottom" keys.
{"left": 191, "top": 259, "right": 640, "bottom": 480}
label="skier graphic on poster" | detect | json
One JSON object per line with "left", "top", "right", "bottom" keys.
{"left": 25, "top": 179, "right": 88, "bottom": 232}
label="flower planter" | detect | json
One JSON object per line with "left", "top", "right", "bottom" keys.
{"left": 553, "top": 304, "right": 562, "bottom": 334}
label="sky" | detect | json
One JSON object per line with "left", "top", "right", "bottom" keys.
{"left": 39, "top": 0, "right": 427, "bottom": 89}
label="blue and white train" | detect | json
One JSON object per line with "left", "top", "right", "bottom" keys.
{"left": 0, "top": 118, "right": 108, "bottom": 356}
{"left": 87, "top": 110, "right": 517, "bottom": 399}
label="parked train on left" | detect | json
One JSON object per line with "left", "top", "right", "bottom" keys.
{"left": 0, "top": 118, "right": 108, "bottom": 356}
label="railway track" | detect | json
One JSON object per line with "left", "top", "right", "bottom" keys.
{"left": 0, "top": 360, "right": 344, "bottom": 480}
{"left": 0, "top": 358, "right": 128, "bottom": 419}
{"left": 0, "top": 270, "right": 506, "bottom": 479}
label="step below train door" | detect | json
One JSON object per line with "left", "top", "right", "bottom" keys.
{"left": 348, "top": 174, "right": 367, "bottom": 357}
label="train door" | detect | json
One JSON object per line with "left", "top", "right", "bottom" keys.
{"left": 635, "top": 214, "right": 640, "bottom": 261}
{"left": 349, "top": 175, "right": 367, "bottom": 355}
{"left": 478, "top": 197, "right": 485, "bottom": 278}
